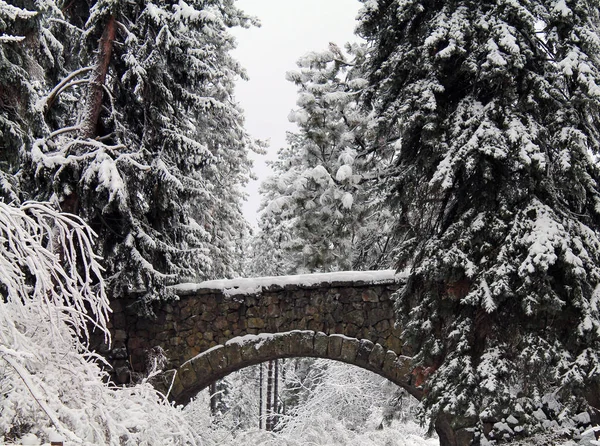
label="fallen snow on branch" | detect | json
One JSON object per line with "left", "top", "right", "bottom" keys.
{"left": 173, "top": 269, "right": 407, "bottom": 296}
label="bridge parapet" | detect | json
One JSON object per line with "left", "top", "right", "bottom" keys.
{"left": 104, "top": 270, "right": 407, "bottom": 386}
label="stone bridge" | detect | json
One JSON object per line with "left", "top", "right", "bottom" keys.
{"left": 104, "top": 270, "right": 420, "bottom": 404}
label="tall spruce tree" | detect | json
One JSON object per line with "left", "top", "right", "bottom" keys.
{"left": 22, "top": 0, "right": 256, "bottom": 310}
{"left": 358, "top": 0, "right": 600, "bottom": 443}
{"left": 253, "top": 43, "right": 402, "bottom": 275}
{"left": 0, "top": 0, "right": 63, "bottom": 201}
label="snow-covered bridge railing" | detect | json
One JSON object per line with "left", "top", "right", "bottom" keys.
{"left": 99, "top": 270, "right": 414, "bottom": 402}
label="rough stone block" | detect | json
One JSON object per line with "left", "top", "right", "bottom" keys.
{"left": 179, "top": 317, "right": 196, "bottom": 331}
{"left": 180, "top": 305, "right": 195, "bottom": 320}
{"left": 382, "top": 350, "right": 399, "bottom": 375}
{"left": 324, "top": 314, "right": 336, "bottom": 332}
{"left": 186, "top": 335, "right": 197, "bottom": 348}
{"left": 214, "top": 316, "right": 228, "bottom": 330}
{"left": 271, "top": 332, "right": 293, "bottom": 357}
{"left": 305, "top": 305, "right": 318, "bottom": 316}
{"left": 294, "top": 297, "right": 309, "bottom": 308}
{"left": 327, "top": 335, "right": 343, "bottom": 358}
{"left": 345, "top": 310, "right": 365, "bottom": 326}
{"left": 313, "top": 332, "right": 328, "bottom": 357}
{"left": 297, "top": 317, "right": 308, "bottom": 330}
{"left": 356, "top": 339, "right": 374, "bottom": 365}
{"left": 294, "top": 331, "right": 315, "bottom": 356}
{"left": 361, "top": 289, "right": 379, "bottom": 302}
{"left": 307, "top": 319, "right": 323, "bottom": 332}
{"left": 224, "top": 342, "right": 243, "bottom": 370}
{"left": 228, "top": 301, "right": 241, "bottom": 310}
{"left": 203, "top": 296, "right": 218, "bottom": 310}
{"left": 264, "top": 294, "right": 280, "bottom": 305}
{"left": 393, "top": 355, "right": 413, "bottom": 383}
{"left": 375, "top": 319, "right": 390, "bottom": 333}
{"left": 188, "top": 346, "right": 200, "bottom": 359}
{"left": 267, "top": 303, "right": 281, "bottom": 317}
{"left": 391, "top": 324, "right": 403, "bottom": 337}
{"left": 368, "top": 343, "right": 386, "bottom": 369}
{"left": 245, "top": 296, "right": 258, "bottom": 307}
{"left": 206, "top": 348, "right": 228, "bottom": 373}
{"left": 310, "top": 294, "right": 324, "bottom": 306}
{"left": 247, "top": 317, "right": 265, "bottom": 329}
{"left": 337, "top": 290, "right": 354, "bottom": 304}
{"left": 179, "top": 363, "right": 198, "bottom": 389}
{"left": 240, "top": 341, "right": 257, "bottom": 362}
{"left": 332, "top": 306, "right": 345, "bottom": 323}
{"left": 200, "top": 312, "right": 216, "bottom": 322}
{"left": 340, "top": 338, "right": 359, "bottom": 363}
{"left": 246, "top": 307, "right": 259, "bottom": 318}
{"left": 367, "top": 308, "right": 391, "bottom": 327}
{"left": 259, "top": 335, "right": 283, "bottom": 359}
{"left": 386, "top": 335, "right": 403, "bottom": 354}
{"left": 344, "top": 323, "right": 359, "bottom": 338}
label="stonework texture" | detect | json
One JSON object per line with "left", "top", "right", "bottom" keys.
{"left": 99, "top": 277, "right": 411, "bottom": 401}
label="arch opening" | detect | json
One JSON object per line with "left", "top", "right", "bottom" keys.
{"left": 160, "top": 330, "right": 422, "bottom": 405}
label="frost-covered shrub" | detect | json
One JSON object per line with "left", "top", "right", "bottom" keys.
{"left": 0, "top": 201, "right": 200, "bottom": 445}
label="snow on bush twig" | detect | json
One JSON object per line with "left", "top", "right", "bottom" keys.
{"left": 0, "top": 201, "right": 201, "bottom": 444}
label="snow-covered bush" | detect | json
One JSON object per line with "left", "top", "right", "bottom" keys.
{"left": 0, "top": 201, "right": 200, "bottom": 444}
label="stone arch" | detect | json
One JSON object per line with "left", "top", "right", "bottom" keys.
{"left": 163, "top": 330, "right": 422, "bottom": 405}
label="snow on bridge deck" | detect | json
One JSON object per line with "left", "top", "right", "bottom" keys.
{"left": 172, "top": 269, "right": 408, "bottom": 296}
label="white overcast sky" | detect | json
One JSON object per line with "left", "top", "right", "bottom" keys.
{"left": 231, "top": 0, "right": 363, "bottom": 226}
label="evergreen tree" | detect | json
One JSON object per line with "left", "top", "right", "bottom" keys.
{"left": 0, "top": 0, "right": 63, "bottom": 201}
{"left": 21, "top": 0, "right": 256, "bottom": 310}
{"left": 358, "top": 0, "right": 600, "bottom": 443}
{"left": 254, "top": 43, "right": 401, "bottom": 275}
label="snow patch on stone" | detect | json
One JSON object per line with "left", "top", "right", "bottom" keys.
{"left": 173, "top": 269, "right": 406, "bottom": 296}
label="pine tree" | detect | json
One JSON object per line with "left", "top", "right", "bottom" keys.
{"left": 358, "top": 0, "right": 600, "bottom": 443}
{"left": 0, "top": 0, "right": 63, "bottom": 201}
{"left": 254, "top": 43, "right": 402, "bottom": 275}
{"left": 23, "top": 0, "right": 256, "bottom": 310}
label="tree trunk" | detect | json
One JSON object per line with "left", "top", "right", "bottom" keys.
{"left": 434, "top": 412, "right": 474, "bottom": 446}
{"left": 259, "top": 363, "right": 264, "bottom": 429}
{"left": 209, "top": 382, "right": 218, "bottom": 417}
{"left": 281, "top": 360, "right": 286, "bottom": 417}
{"left": 80, "top": 15, "right": 116, "bottom": 139}
{"left": 266, "top": 360, "right": 273, "bottom": 431}
{"left": 61, "top": 15, "right": 115, "bottom": 216}
{"left": 273, "top": 358, "right": 279, "bottom": 430}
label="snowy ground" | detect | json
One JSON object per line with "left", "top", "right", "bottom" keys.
{"left": 199, "top": 418, "right": 439, "bottom": 446}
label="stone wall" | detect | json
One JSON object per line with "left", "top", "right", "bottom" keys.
{"left": 101, "top": 279, "right": 404, "bottom": 386}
